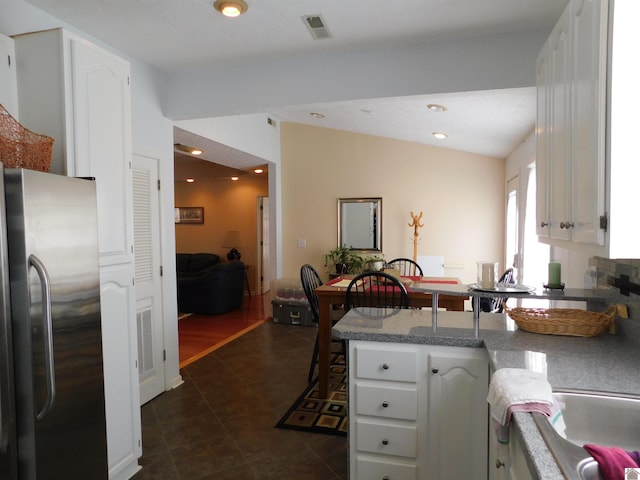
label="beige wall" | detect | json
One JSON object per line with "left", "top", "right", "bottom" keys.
{"left": 281, "top": 123, "right": 506, "bottom": 284}
{"left": 174, "top": 175, "right": 268, "bottom": 293}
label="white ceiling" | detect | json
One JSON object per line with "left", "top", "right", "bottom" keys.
{"left": 26, "top": 0, "right": 568, "bottom": 161}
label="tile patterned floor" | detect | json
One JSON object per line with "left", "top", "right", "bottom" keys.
{"left": 133, "top": 321, "right": 348, "bottom": 480}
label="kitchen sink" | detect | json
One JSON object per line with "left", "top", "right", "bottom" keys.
{"left": 532, "top": 390, "right": 640, "bottom": 480}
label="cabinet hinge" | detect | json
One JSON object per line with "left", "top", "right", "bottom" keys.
{"left": 600, "top": 213, "right": 608, "bottom": 231}
{"left": 160, "top": 265, "right": 163, "bottom": 276}
{"left": 127, "top": 76, "right": 130, "bottom": 86}
{"left": 163, "top": 350, "right": 167, "bottom": 361}
{"left": 157, "top": 179, "right": 161, "bottom": 191}
{"left": 132, "top": 277, "right": 135, "bottom": 286}
{"left": 7, "top": 54, "right": 11, "bottom": 67}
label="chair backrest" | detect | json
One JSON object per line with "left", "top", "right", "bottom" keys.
{"left": 479, "top": 267, "right": 515, "bottom": 313}
{"left": 494, "top": 268, "right": 515, "bottom": 313}
{"left": 387, "top": 258, "right": 424, "bottom": 277}
{"left": 345, "top": 271, "right": 409, "bottom": 311}
{"left": 300, "top": 264, "right": 323, "bottom": 322}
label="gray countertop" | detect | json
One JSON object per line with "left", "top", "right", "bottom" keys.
{"left": 333, "top": 307, "right": 640, "bottom": 479}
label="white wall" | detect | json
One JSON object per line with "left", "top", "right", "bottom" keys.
{"left": 281, "top": 123, "right": 505, "bottom": 284}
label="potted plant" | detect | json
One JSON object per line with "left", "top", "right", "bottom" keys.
{"left": 323, "top": 245, "right": 364, "bottom": 275}
{"left": 363, "top": 254, "right": 385, "bottom": 272}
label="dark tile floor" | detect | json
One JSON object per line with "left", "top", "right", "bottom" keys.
{"left": 133, "top": 321, "right": 348, "bottom": 480}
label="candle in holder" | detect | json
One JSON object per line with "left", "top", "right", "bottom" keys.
{"left": 477, "top": 261, "right": 498, "bottom": 289}
{"left": 548, "top": 262, "right": 561, "bottom": 286}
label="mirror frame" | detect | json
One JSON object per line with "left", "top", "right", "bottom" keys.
{"left": 337, "top": 197, "right": 382, "bottom": 252}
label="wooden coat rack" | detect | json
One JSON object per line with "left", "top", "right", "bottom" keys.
{"left": 408, "top": 211, "right": 424, "bottom": 263}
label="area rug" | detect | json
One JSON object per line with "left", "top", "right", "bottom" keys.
{"left": 275, "top": 354, "right": 348, "bottom": 437}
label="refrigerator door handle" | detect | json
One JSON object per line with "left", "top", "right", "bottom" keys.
{"left": 29, "top": 254, "right": 56, "bottom": 421}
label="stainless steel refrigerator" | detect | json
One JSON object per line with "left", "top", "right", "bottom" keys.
{"left": 0, "top": 164, "right": 108, "bottom": 479}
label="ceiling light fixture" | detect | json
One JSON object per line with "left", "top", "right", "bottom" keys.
{"left": 432, "top": 132, "right": 448, "bottom": 140}
{"left": 254, "top": 168, "right": 264, "bottom": 174}
{"left": 231, "top": 176, "right": 239, "bottom": 181}
{"left": 186, "top": 178, "right": 195, "bottom": 183}
{"left": 427, "top": 103, "right": 448, "bottom": 112}
{"left": 174, "top": 143, "right": 204, "bottom": 156}
{"left": 213, "top": 0, "right": 248, "bottom": 17}
{"left": 309, "top": 112, "right": 325, "bottom": 119}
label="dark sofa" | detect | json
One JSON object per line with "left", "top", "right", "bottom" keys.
{"left": 176, "top": 253, "right": 246, "bottom": 315}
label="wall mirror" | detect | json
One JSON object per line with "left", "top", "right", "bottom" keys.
{"left": 338, "top": 197, "right": 382, "bottom": 252}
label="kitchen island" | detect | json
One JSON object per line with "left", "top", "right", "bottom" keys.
{"left": 333, "top": 306, "right": 640, "bottom": 479}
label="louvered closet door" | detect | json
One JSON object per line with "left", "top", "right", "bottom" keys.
{"left": 132, "top": 154, "right": 165, "bottom": 404}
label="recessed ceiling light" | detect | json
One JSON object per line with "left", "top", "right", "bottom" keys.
{"left": 186, "top": 178, "right": 195, "bottom": 183}
{"left": 231, "top": 176, "right": 239, "bottom": 181}
{"left": 213, "top": 0, "right": 248, "bottom": 17}
{"left": 309, "top": 112, "right": 325, "bottom": 119}
{"left": 427, "top": 103, "right": 448, "bottom": 112}
{"left": 254, "top": 168, "right": 264, "bottom": 174}
{"left": 432, "top": 132, "right": 448, "bottom": 140}
{"left": 174, "top": 143, "right": 204, "bottom": 156}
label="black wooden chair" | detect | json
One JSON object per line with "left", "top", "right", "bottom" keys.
{"left": 345, "top": 271, "right": 409, "bottom": 311}
{"left": 300, "top": 264, "right": 344, "bottom": 382}
{"left": 479, "top": 267, "right": 515, "bottom": 313}
{"left": 386, "top": 257, "right": 423, "bottom": 277}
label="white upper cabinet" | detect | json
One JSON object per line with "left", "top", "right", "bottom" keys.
{"left": 0, "top": 33, "right": 18, "bottom": 118}
{"left": 14, "top": 28, "right": 134, "bottom": 268}
{"left": 536, "top": 0, "right": 608, "bottom": 247}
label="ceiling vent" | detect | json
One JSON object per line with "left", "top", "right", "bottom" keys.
{"left": 302, "top": 15, "right": 332, "bottom": 40}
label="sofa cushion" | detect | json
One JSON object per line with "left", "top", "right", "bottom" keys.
{"left": 176, "top": 253, "right": 221, "bottom": 275}
{"left": 189, "top": 253, "right": 221, "bottom": 272}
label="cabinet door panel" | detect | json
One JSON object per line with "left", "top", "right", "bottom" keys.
{"left": 548, "top": 7, "right": 572, "bottom": 241}
{"left": 71, "top": 39, "right": 133, "bottom": 266}
{"left": 0, "top": 33, "right": 18, "bottom": 117}
{"left": 535, "top": 48, "right": 550, "bottom": 238}
{"left": 570, "top": 0, "right": 607, "bottom": 245}
{"left": 428, "top": 350, "right": 489, "bottom": 479}
{"left": 100, "top": 265, "right": 142, "bottom": 479}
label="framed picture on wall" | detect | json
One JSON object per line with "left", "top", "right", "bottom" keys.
{"left": 175, "top": 207, "right": 204, "bottom": 224}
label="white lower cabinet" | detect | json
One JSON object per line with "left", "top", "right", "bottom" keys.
{"left": 349, "top": 341, "right": 489, "bottom": 480}
{"left": 488, "top": 420, "right": 534, "bottom": 480}
{"left": 508, "top": 425, "right": 534, "bottom": 480}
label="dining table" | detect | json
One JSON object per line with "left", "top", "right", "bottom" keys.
{"left": 314, "top": 276, "right": 466, "bottom": 398}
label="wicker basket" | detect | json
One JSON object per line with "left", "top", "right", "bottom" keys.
{"left": 0, "top": 104, "right": 53, "bottom": 172}
{"left": 505, "top": 305, "right": 617, "bottom": 337}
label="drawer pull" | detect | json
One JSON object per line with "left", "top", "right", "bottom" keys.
{"left": 496, "top": 459, "right": 505, "bottom": 468}
{"left": 381, "top": 401, "right": 389, "bottom": 408}
{"left": 431, "top": 367, "right": 439, "bottom": 374}
{"left": 383, "top": 477, "right": 390, "bottom": 480}
{"left": 381, "top": 438, "right": 389, "bottom": 446}
{"left": 382, "top": 363, "right": 390, "bottom": 370}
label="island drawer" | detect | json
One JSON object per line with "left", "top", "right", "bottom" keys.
{"left": 355, "top": 419, "right": 417, "bottom": 458}
{"left": 355, "top": 383, "right": 418, "bottom": 420}
{"left": 354, "top": 345, "right": 417, "bottom": 382}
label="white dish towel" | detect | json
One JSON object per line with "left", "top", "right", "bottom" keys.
{"left": 487, "top": 367, "right": 554, "bottom": 426}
